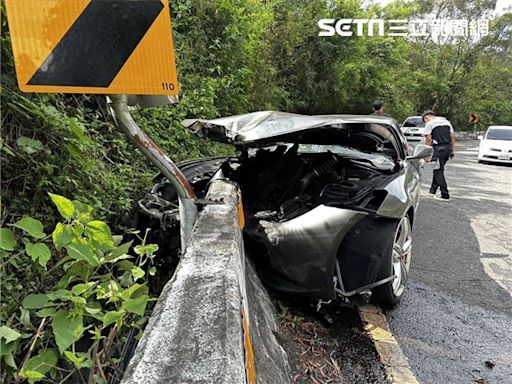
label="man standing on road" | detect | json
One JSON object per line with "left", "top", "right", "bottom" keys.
{"left": 371, "top": 100, "right": 389, "bottom": 116}
{"left": 422, "top": 110, "right": 456, "bottom": 201}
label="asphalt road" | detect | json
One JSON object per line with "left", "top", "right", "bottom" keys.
{"left": 385, "top": 140, "right": 512, "bottom": 384}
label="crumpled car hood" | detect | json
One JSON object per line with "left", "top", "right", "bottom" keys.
{"left": 182, "top": 111, "right": 401, "bottom": 146}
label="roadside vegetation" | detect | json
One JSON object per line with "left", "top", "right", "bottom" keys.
{"left": 1, "top": 0, "right": 510, "bottom": 383}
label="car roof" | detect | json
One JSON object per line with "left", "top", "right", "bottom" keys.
{"left": 488, "top": 125, "right": 512, "bottom": 130}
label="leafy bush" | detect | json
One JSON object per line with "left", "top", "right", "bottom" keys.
{"left": 0, "top": 194, "right": 158, "bottom": 383}
{"left": 0, "top": 3, "right": 233, "bottom": 231}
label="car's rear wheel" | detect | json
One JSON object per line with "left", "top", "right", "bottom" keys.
{"left": 373, "top": 215, "right": 412, "bottom": 305}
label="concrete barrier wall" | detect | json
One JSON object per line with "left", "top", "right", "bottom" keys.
{"left": 246, "top": 260, "right": 292, "bottom": 384}
{"left": 122, "top": 179, "right": 291, "bottom": 384}
{"left": 456, "top": 131, "right": 485, "bottom": 141}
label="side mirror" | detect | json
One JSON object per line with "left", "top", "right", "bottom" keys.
{"left": 406, "top": 144, "right": 433, "bottom": 160}
{"left": 478, "top": 135, "right": 483, "bottom": 140}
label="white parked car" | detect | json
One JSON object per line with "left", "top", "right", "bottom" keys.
{"left": 477, "top": 126, "right": 512, "bottom": 164}
{"left": 400, "top": 116, "right": 425, "bottom": 142}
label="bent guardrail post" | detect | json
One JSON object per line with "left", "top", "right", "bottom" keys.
{"left": 109, "top": 94, "right": 197, "bottom": 250}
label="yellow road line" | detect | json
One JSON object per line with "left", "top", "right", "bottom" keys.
{"left": 359, "top": 305, "right": 419, "bottom": 384}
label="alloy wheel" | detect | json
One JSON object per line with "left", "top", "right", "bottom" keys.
{"left": 391, "top": 215, "right": 412, "bottom": 297}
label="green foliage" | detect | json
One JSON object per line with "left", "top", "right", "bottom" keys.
{"left": 1, "top": 0, "right": 233, "bottom": 230}
{"left": 48, "top": 194, "right": 75, "bottom": 221}
{"left": 11, "top": 217, "right": 46, "bottom": 239}
{"left": 1, "top": 0, "right": 511, "bottom": 382}
{"left": 25, "top": 243, "right": 51, "bottom": 268}
{"left": 16, "top": 137, "right": 44, "bottom": 155}
{"left": 278, "top": 303, "right": 304, "bottom": 329}
{"left": 0, "top": 326, "right": 21, "bottom": 344}
{"left": 0, "top": 228, "right": 17, "bottom": 251}
{"left": 0, "top": 194, "right": 158, "bottom": 382}
{"left": 51, "top": 311, "right": 85, "bottom": 354}
{"left": 21, "top": 349, "right": 58, "bottom": 384}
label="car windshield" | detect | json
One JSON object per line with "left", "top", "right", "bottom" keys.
{"left": 402, "top": 118, "right": 424, "bottom": 128}
{"left": 486, "top": 129, "right": 512, "bottom": 141}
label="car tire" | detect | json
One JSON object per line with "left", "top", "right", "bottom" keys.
{"left": 372, "top": 214, "right": 413, "bottom": 306}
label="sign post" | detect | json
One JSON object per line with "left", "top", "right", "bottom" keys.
{"left": 5, "top": 0, "right": 197, "bottom": 249}
{"left": 109, "top": 95, "right": 197, "bottom": 250}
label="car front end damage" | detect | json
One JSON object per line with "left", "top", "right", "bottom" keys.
{"left": 246, "top": 205, "right": 368, "bottom": 299}
{"left": 135, "top": 112, "right": 426, "bottom": 305}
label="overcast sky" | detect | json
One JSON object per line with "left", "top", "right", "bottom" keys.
{"left": 372, "top": 0, "right": 511, "bottom": 15}
{"left": 495, "top": 0, "right": 512, "bottom": 15}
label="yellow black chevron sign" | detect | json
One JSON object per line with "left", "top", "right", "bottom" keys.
{"left": 469, "top": 113, "right": 480, "bottom": 124}
{"left": 5, "top": 0, "right": 179, "bottom": 95}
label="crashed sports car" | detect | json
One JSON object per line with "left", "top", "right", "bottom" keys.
{"left": 135, "top": 111, "right": 432, "bottom": 305}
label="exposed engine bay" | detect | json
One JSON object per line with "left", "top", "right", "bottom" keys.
{"left": 135, "top": 142, "right": 398, "bottom": 294}
{"left": 223, "top": 143, "right": 396, "bottom": 222}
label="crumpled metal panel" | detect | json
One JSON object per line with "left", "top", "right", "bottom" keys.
{"left": 376, "top": 162, "right": 421, "bottom": 219}
{"left": 250, "top": 204, "right": 368, "bottom": 298}
{"left": 182, "top": 111, "right": 399, "bottom": 145}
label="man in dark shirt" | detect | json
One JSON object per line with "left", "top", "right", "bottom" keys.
{"left": 371, "top": 100, "right": 390, "bottom": 116}
{"left": 422, "top": 110, "right": 456, "bottom": 201}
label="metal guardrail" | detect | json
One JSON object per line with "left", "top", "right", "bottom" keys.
{"left": 121, "top": 179, "right": 291, "bottom": 384}
{"left": 456, "top": 131, "right": 485, "bottom": 141}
